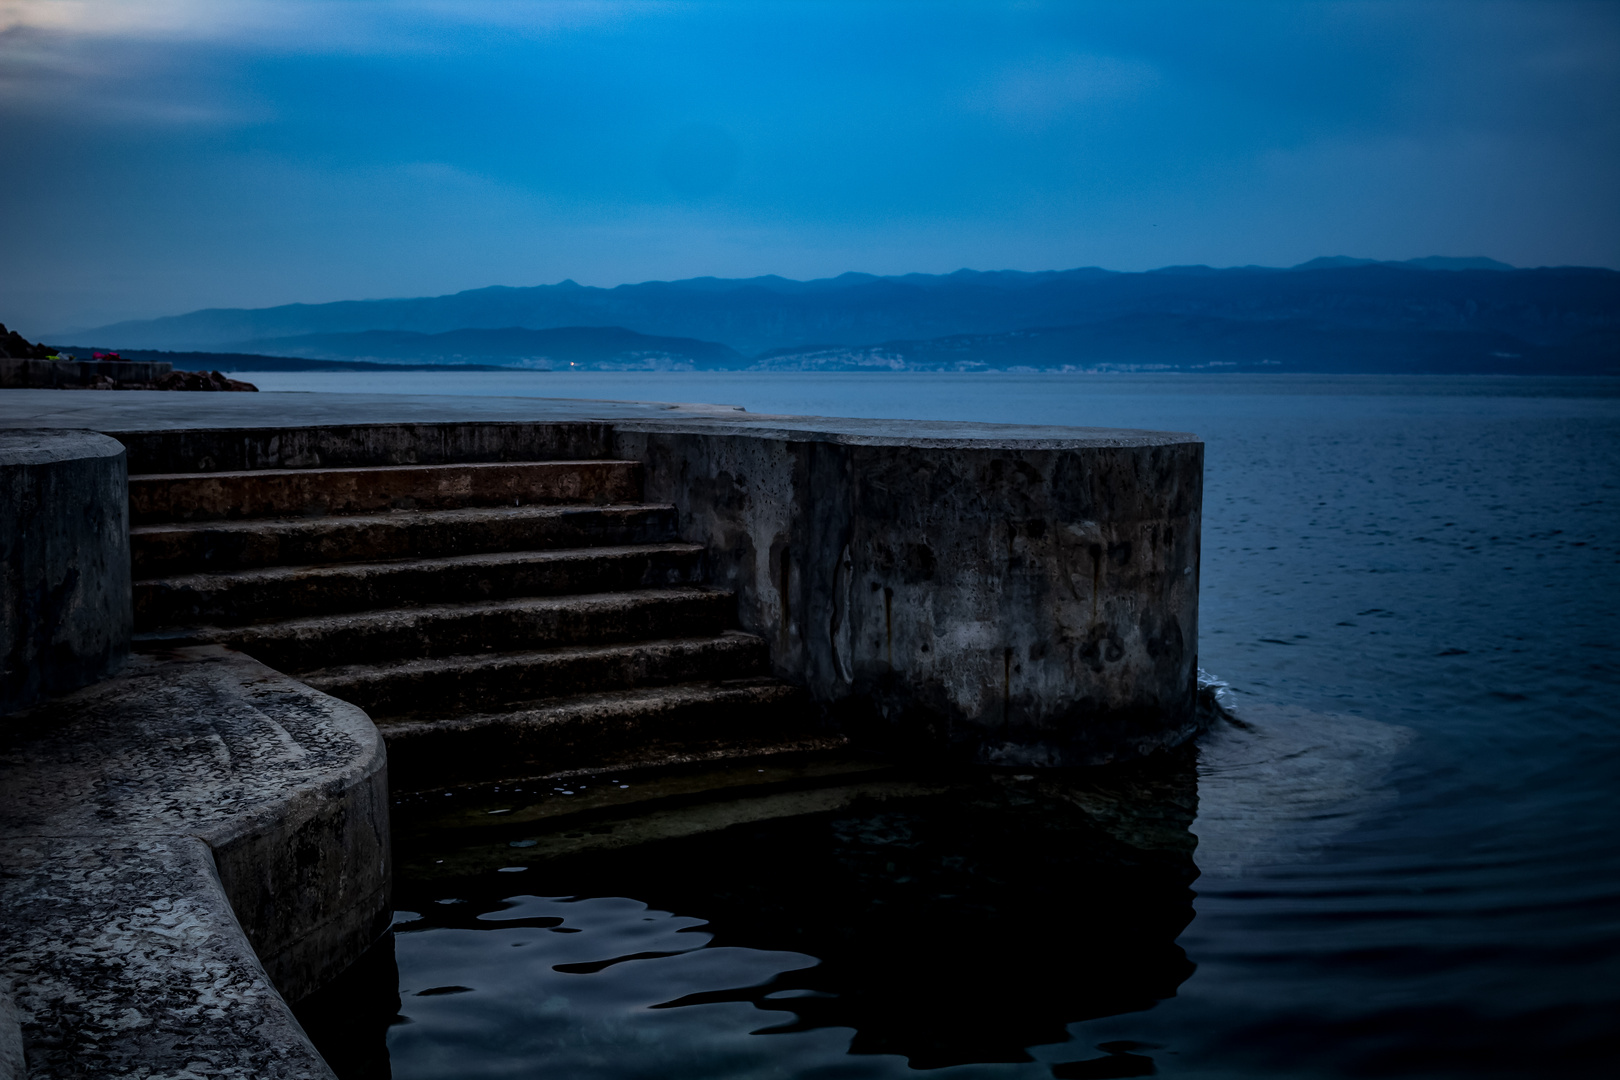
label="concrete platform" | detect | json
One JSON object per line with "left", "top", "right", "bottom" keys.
{"left": 0, "top": 647, "right": 390, "bottom": 1079}
{"left": 0, "top": 387, "right": 1185, "bottom": 448}
{"left": 1, "top": 388, "right": 1205, "bottom": 766}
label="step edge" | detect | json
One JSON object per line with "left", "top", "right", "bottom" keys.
{"left": 300, "top": 631, "right": 764, "bottom": 684}
{"left": 133, "top": 542, "right": 706, "bottom": 588}
{"left": 129, "top": 503, "right": 679, "bottom": 537}
{"left": 130, "top": 460, "right": 643, "bottom": 482}
{"left": 133, "top": 586, "right": 736, "bottom": 644}
{"left": 377, "top": 678, "right": 805, "bottom": 735}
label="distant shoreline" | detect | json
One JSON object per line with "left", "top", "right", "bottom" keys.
{"left": 55, "top": 349, "right": 514, "bottom": 374}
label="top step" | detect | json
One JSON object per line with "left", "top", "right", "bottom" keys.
{"left": 112, "top": 420, "right": 616, "bottom": 474}
{"left": 132, "top": 460, "right": 643, "bottom": 524}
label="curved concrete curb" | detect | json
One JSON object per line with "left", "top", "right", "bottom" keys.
{"left": 0, "top": 647, "right": 389, "bottom": 1078}
{"left": 0, "top": 429, "right": 131, "bottom": 716}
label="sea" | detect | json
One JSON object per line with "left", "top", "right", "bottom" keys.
{"left": 268, "top": 372, "right": 1620, "bottom": 1079}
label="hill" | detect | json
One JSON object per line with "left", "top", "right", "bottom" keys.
{"left": 66, "top": 260, "right": 1612, "bottom": 353}
{"left": 231, "top": 326, "right": 743, "bottom": 370}
{"left": 60, "top": 258, "right": 1619, "bottom": 375}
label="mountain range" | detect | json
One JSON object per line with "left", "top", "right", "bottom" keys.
{"left": 60, "top": 257, "right": 1619, "bottom": 375}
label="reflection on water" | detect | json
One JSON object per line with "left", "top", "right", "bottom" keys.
{"left": 1192, "top": 684, "right": 1415, "bottom": 879}
{"left": 383, "top": 761, "right": 1200, "bottom": 1079}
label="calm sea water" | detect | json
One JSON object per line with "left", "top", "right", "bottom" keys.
{"left": 301, "top": 373, "right": 1620, "bottom": 1079}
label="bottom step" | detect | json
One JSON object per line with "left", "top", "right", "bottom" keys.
{"left": 378, "top": 678, "right": 839, "bottom": 791}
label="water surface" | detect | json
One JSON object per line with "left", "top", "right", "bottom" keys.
{"left": 340, "top": 373, "right": 1620, "bottom": 1078}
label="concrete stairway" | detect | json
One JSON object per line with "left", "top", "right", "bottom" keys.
{"left": 130, "top": 454, "right": 829, "bottom": 790}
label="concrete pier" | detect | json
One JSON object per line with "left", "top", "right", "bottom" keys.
{"left": 3, "top": 389, "right": 1203, "bottom": 764}
{"left": 0, "top": 387, "right": 1203, "bottom": 1077}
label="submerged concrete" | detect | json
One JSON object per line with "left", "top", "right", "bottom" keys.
{"left": 0, "top": 430, "right": 131, "bottom": 716}
{"left": 0, "top": 647, "right": 389, "bottom": 1077}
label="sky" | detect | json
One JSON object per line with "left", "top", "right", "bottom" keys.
{"left": 1, "top": 0, "right": 1617, "bottom": 335}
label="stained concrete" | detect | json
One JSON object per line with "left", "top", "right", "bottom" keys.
{"left": 301, "top": 631, "right": 769, "bottom": 716}
{"left": 616, "top": 419, "right": 1203, "bottom": 765}
{"left": 381, "top": 679, "right": 834, "bottom": 790}
{"left": 2, "top": 390, "right": 1205, "bottom": 762}
{"left": 0, "top": 430, "right": 131, "bottom": 716}
{"left": 130, "top": 502, "right": 679, "bottom": 576}
{"left": 0, "top": 647, "right": 389, "bottom": 1078}
{"left": 135, "top": 543, "right": 706, "bottom": 626}
{"left": 130, "top": 459, "right": 642, "bottom": 524}
{"left": 151, "top": 587, "right": 738, "bottom": 672}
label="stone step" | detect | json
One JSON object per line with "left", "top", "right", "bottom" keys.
{"left": 130, "top": 502, "right": 680, "bottom": 576}
{"left": 115, "top": 420, "right": 614, "bottom": 475}
{"left": 300, "top": 632, "right": 770, "bottom": 718}
{"left": 135, "top": 543, "right": 705, "bottom": 629}
{"left": 137, "top": 588, "right": 737, "bottom": 673}
{"left": 130, "top": 459, "right": 642, "bottom": 525}
{"left": 378, "top": 678, "right": 831, "bottom": 791}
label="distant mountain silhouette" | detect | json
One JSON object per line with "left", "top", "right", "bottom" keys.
{"left": 750, "top": 316, "right": 1614, "bottom": 375}
{"left": 64, "top": 259, "right": 1618, "bottom": 375}
{"left": 227, "top": 326, "right": 744, "bottom": 370}
{"left": 1293, "top": 255, "right": 1516, "bottom": 272}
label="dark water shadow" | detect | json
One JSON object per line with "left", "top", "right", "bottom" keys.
{"left": 293, "top": 933, "right": 400, "bottom": 1080}
{"left": 389, "top": 752, "right": 1201, "bottom": 1074}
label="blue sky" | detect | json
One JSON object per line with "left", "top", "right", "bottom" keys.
{"left": 2, "top": 0, "right": 1616, "bottom": 334}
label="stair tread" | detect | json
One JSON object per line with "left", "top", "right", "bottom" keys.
{"left": 376, "top": 676, "right": 802, "bottom": 734}
{"left": 134, "top": 586, "right": 729, "bottom": 644}
{"left": 301, "top": 631, "right": 761, "bottom": 683}
{"left": 130, "top": 502, "right": 677, "bottom": 538}
{"left": 131, "top": 460, "right": 638, "bottom": 482}
{"left": 136, "top": 542, "right": 705, "bottom": 587}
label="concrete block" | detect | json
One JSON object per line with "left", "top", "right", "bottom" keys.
{"left": 617, "top": 419, "right": 1203, "bottom": 765}
{"left": 0, "top": 648, "right": 390, "bottom": 1023}
{"left": 0, "top": 430, "right": 131, "bottom": 716}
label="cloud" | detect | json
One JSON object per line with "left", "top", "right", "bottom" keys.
{"left": 975, "top": 53, "right": 1160, "bottom": 127}
{"left": 0, "top": 0, "right": 637, "bottom": 47}
{"left": 0, "top": 0, "right": 290, "bottom": 41}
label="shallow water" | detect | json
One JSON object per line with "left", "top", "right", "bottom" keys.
{"left": 332, "top": 373, "right": 1619, "bottom": 1078}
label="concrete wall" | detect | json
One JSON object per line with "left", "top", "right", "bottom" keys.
{"left": 114, "top": 420, "right": 614, "bottom": 473}
{"left": 615, "top": 420, "right": 1203, "bottom": 766}
{"left": 17, "top": 411, "right": 1203, "bottom": 763}
{"left": 0, "top": 430, "right": 131, "bottom": 715}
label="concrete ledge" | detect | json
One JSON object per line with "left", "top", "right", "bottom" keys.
{"left": 0, "top": 430, "right": 131, "bottom": 716}
{"left": 616, "top": 419, "right": 1203, "bottom": 764}
{"left": 2, "top": 391, "right": 1205, "bottom": 763}
{"left": 0, "top": 647, "right": 390, "bottom": 1077}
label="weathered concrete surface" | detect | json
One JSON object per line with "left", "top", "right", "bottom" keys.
{"left": 381, "top": 678, "right": 834, "bottom": 790}
{"left": 615, "top": 419, "right": 1203, "bottom": 765}
{"left": 135, "top": 543, "right": 705, "bottom": 627}
{"left": 151, "top": 587, "right": 737, "bottom": 671}
{"left": 130, "top": 502, "right": 678, "bottom": 576}
{"left": 115, "top": 419, "right": 619, "bottom": 474}
{"left": 0, "top": 647, "right": 390, "bottom": 1077}
{"left": 130, "top": 459, "right": 641, "bottom": 524}
{"left": 0, "top": 978, "right": 22, "bottom": 1080}
{"left": 0, "top": 430, "right": 131, "bottom": 716}
{"left": 302, "top": 631, "right": 769, "bottom": 716}
{"left": 3, "top": 391, "right": 1205, "bottom": 765}
{"left": 0, "top": 837, "right": 333, "bottom": 1079}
